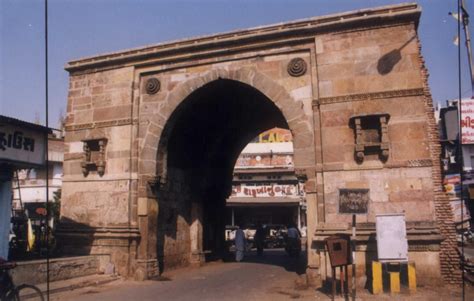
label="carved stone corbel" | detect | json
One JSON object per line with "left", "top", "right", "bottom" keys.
{"left": 349, "top": 113, "right": 390, "bottom": 163}
{"left": 81, "top": 138, "right": 107, "bottom": 177}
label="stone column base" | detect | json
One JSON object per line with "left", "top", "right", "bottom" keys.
{"left": 306, "top": 265, "right": 323, "bottom": 288}
{"left": 55, "top": 225, "right": 140, "bottom": 277}
{"left": 135, "top": 259, "right": 159, "bottom": 280}
{"left": 190, "top": 250, "right": 205, "bottom": 267}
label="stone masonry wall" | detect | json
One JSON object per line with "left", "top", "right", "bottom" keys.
{"left": 315, "top": 23, "right": 435, "bottom": 222}
{"left": 417, "top": 37, "right": 461, "bottom": 284}
{"left": 61, "top": 67, "right": 137, "bottom": 276}
{"left": 63, "top": 67, "right": 134, "bottom": 227}
{"left": 313, "top": 22, "right": 452, "bottom": 283}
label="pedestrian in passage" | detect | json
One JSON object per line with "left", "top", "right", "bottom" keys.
{"left": 235, "top": 224, "right": 246, "bottom": 262}
{"left": 254, "top": 223, "right": 266, "bottom": 256}
{"left": 286, "top": 222, "right": 301, "bottom": 257}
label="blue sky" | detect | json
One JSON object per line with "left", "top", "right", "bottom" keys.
{"left": 0, "top": 0, "right": 472, "bottom": 128}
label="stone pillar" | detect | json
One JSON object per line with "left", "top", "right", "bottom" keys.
{"left": 190, "top": 201, "right": 204, "bottom": 266}
{"left": 0, "top": 165, "right": 12, "bottom": 259}
{"left": 305, "top": 192, "right": 321, "bottom": 286}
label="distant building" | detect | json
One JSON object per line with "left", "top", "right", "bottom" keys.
{"left": 12, "top": 131, "right": 64, "bottom": 226}
{"left": 226, "top": 128, "right": 307, "bottom": 232}
{"left": 0, "top": 115, "right": 51, "bottom": 259}
{"left": 436, "top": 99, "right": 472, "bottom": 227}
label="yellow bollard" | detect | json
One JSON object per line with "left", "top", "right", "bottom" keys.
{"left": 408, "top": 262, "right": 417, "bottom": 293}
{"left": 389, "top": 272, "right": 400, "bottom": 294}
{"left": 372, "top": 261, "right": 383, "bottom": 294}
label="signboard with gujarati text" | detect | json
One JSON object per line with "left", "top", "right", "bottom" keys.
{"left": 0, "top": 124, "right": 46, "bottom": 166}
{"left": 461, "top": 99, "right": 474, "bottom": 144}
{"left": 231, "top": 183, "right": 301, "bottom": 197}
{"left": 339, "top": 189, "right": 369, "bottom": 214}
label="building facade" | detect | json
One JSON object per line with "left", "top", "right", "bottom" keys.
{"left": 226, "top": 127, "right": 306, "bottom": 231}
{"left": 436, "top": 100, "right": 473, "bottom": 228}
{"left": 0, "top": 115, "right": 50, "bottom": 259}
{"left": 12, "top": 133, "right": 64, "bottom": 226}
{"left": 59, "top": 4, "right": 460, "bottom": 285}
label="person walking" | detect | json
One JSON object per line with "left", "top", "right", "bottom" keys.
{"left": 234, "top": 224, "right": 246, "bottom": 262}
{"left": 254, "top": 223, "right": 266, "bottom": 256}
{"left": 286, "top": 222, "right": 301, "bottom": 257}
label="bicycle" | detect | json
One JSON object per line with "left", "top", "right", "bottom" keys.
{"left": 0, "top": 258, "right": 44, "bottom": 301}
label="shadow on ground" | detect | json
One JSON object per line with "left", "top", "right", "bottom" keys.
{"left": 227, "top": 248, "right": 307, "bottom": 275}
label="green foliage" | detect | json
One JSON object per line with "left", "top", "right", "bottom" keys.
{"left": 51, "top": 188, "right": 61, "bottom": 220}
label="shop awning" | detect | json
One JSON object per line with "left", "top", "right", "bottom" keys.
{"left": 226, "top": 197, "right": 301, "bottom": 207}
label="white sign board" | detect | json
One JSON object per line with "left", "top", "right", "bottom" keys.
{"left": 375, "top": 213, "right": 408, "bottom": 262}
{"left": 0, "top": 124, "right": 46, "bottom": 166}
{"left": 461, "top": 99, "right": 474, "bottom": 144}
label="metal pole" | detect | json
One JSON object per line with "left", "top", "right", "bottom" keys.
{"left": 457, "top": 1, "right": 466, "bottom": 298}
{"left": 462, "top": 0, "right": 474, "bottom": 97}
{"left": 352, "top": 214, "right": 356, "bottom": 301}
{"left": 231, "top": 208, "right": 234, "bottom": 226}
{"left": 44, "top": 0, "right": 50, "bottom": 299}
{"left": 297, "top": 205, "right": 301, "bottom": 229}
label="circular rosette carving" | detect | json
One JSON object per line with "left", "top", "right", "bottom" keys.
{"left": 145, "top": 77, "right": 161, "bottom": 95}
{"left": 287, "top": 58, "right": 307, "bottom": 77}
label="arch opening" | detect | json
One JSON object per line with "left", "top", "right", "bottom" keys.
{"left": 155, "top": 79, "right": 294, "bottom": 270}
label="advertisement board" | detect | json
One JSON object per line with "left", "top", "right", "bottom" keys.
{"left": 444, "top": 174, "right": 461, "bottom": 196}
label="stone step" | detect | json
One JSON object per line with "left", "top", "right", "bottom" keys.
{"left": 11, "top": 255, "right": 112, "bottom": 286}
{"left": 23, "top": 274, "right": 120, "bottom": 298}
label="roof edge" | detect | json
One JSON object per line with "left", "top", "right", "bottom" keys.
{"left": 65, "top": 2, "right": 420, "bottom": 73}
{"left": 0, "top": 115, "right": 52, "bottom": 133}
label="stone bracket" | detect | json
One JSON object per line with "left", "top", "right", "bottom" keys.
{"left": 349, "top": 113, "right": 390, "bottom": 163}
{"left": 81, "top": 138, "right": 107, "bottom": 177}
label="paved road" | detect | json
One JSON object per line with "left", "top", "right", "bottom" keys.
{"left": 56, "top": 248, "right": 473, "bottom": 301}
{"left": 62, "top": 249, "right": 314, "bottom": 301}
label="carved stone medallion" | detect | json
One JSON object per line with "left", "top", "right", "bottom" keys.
{"left": 145, "top": 78, "right": 161, "bottom": 95}
{"left": 287, "top": 58, "right": 307, "bottom": 77}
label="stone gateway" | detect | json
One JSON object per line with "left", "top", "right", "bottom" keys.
{"left": 59, "top": 3, "right": 460, "bottom": 286}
